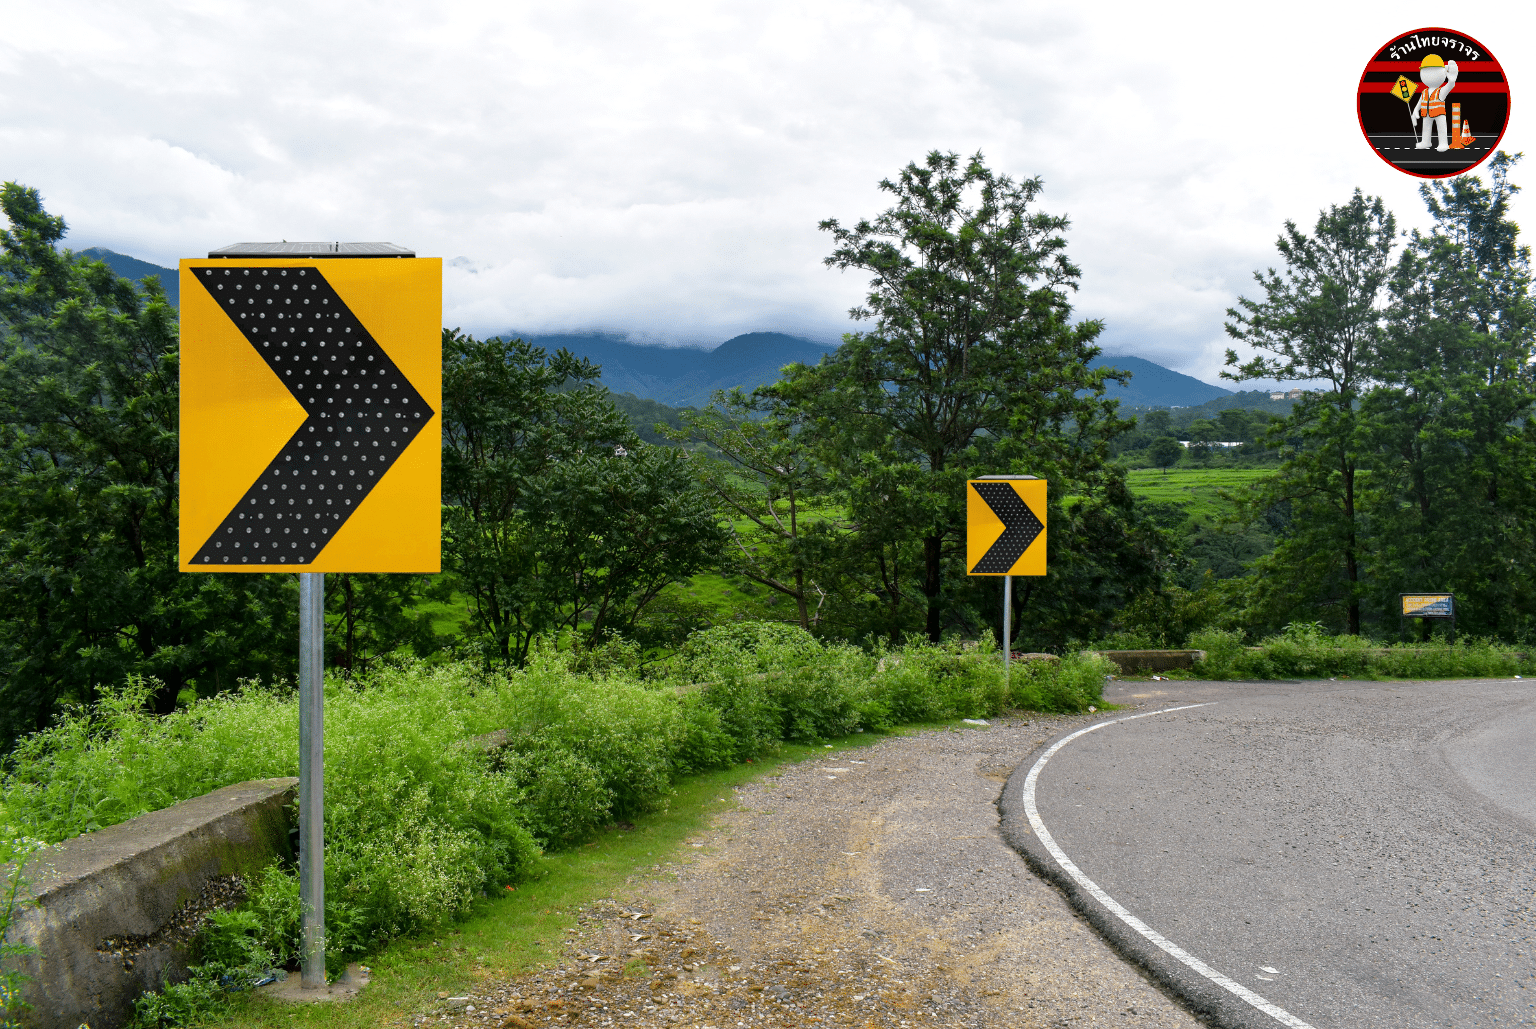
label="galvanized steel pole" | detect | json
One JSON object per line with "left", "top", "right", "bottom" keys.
{"left": 1003, "top": 574, "right": 1012, "bottom": 691}
{"left": 298, "top": 572, "right": 326, "bottom": 988}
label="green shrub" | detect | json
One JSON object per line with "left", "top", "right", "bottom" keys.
{"left": 199, "top": 909, "right": 273, "bottom": 971}
{"left": 0, "top": 832, "right": 42, "bottom": 1029}
{"left": 501, "top": 652, "right": 683, "bottom": 822}
{"left": 1, "top": 665, "right": 541, "bottom": 953}
{"left": 1091, "top": 629, "right": 1166, "bottom": 651}
{"left": 1186, "top": 627, "right": 1250, "bottom": 678}
{"left": 244, "top": 863, "right": 302, "bottom": 968}
{"left": 670, "top": 696, "right": 736, "bottom": 775}
{"left": 1010, "top": 652, "right": 1112, "bottom": 712}
{"left": 1189, "top": 626, "right": 1536, "bottom": 680}
{"left": 670, "top": 623, "right": 851, "bottom": 752}
{"left": 127, "top": 965, "right": 231, "bottom": 1029}
{"left": 500, "top": 747, "right": 610, "bottom": 848}
{"left": 3, "top": 621, "right": 1109, "bottom": 989}
{"left": 871, "top": 638, "right": 1008, "bottom": 723}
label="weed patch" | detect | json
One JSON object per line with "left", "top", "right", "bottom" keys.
{"left": 1189, "top": 624, "right": 1536, "bottom": 679}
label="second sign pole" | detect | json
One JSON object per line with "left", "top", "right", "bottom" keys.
{"left": 298, "top": 572, "right": 326, "bottom": 987}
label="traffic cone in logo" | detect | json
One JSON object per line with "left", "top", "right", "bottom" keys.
{"left": 1449, "top": 104, "right": 1465, "bottom": 148}
{"left": 1460, "top": 117, "right": 1475, "bottom": 148}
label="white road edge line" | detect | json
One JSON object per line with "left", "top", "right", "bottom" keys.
{"left": 1022, "top": 703, "right": 1317, "bottom": 1029}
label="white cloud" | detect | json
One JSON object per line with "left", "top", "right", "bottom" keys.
{"left": 2, "top": 0, "right": 1529, "bottom": 385}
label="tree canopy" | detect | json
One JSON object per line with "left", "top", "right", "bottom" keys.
{"left": 774, "top": 151, "right": 1147, "bottom": 643}
{"left": 0, "top": 183, "right": 296, "bottom": 742}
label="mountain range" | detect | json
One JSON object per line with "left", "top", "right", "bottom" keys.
{"left": 85, "top": 248, "right": 1234, "bottom": 409}
{"left": 513, "top": 331, "right": 837, "bottom": 408}
{"left": 80, "top": 248, "right": 181, "bottom": 308}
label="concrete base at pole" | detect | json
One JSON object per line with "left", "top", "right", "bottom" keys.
{"left": 298, "top": 572, "right": 326, "bottom": 988}
{"left": 257, "top": 963, "right": 370, "bottom": 1004}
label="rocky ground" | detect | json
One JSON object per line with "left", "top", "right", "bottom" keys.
{"left": 423, "top": 710, "right": 1204, "bottom": 1029}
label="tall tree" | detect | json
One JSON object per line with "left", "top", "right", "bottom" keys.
{"left": 783, "top": 151, "right": 1130, "bottom": 641}
{"left": 0, "top": 184, "right": 295, "bottom": 742}
{"left": 1224, "top": 190, "right": 1396, "bottom": 634}
{"left": 1148, "top": 435, "right": 1183, "bottom": 475}
{"left": 1366, "top": 152, "right": 1536, "bottom": 636}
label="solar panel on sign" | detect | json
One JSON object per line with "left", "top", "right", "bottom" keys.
{"left": 208, "top": 242, "right": 415, "bottom": 258}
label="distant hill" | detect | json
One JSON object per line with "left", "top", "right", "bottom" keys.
{"left": 515, "top": 334, "right": 1235, "bottom": 411}
{"left": 75, "top": 249, "right": 1240, "bottom": 412}
{"left": 79, "top": 248, "right": 179, "bottom": 308}
{"left": 513, "top": 331, "right": 837, "bottom": 409}
{"left": 1090, "top": 355, "right": 1231, "bottom": 408}
{"left": 607, "top": 392, "right": 697, "bottom": 446}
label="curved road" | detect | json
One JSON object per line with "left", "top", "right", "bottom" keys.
{"left": 1001, "top": 679, "right": 1536, "bottom": 1029}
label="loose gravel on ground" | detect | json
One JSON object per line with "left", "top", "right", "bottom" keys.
{"left": 424, "top": 711, "right": 1203, "bottom": 1029}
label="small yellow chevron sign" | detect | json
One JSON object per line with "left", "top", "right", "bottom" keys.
{"left": 966, "top": 477, "right": 1047, "bottom": 576}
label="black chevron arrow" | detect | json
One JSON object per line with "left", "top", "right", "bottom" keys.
{"left": 189, "top": 264, "right": 435, "bottom": 567}
{"left": 969, "top": 481, "right": 1044, "bottom": 573}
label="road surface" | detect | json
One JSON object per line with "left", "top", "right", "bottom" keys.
{"left": 1001, "top": 678, "right": 1536, "bottom": 1028}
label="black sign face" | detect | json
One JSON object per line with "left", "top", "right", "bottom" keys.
{"left": 1357, "top": 27, "right": 1510, "bottom": 179}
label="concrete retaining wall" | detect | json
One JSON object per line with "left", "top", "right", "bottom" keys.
{"left": 1092, "top": 649, "right": 1207, "bottom": 674}
{"left": 5, "top": 778, "right": 297, "bottom": 1029}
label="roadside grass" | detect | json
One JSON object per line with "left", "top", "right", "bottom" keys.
{"left": 1123, "top": 467, "right": 1268, "bottom": 525}
{"left": 211, "top": 729, "right": 910, "bottom": 1029}
{"left": 1188, "top": 626, "right": 1536, "bottom": 680}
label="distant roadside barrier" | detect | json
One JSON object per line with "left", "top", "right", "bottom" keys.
{"left": 1091, "top": 650, "right": 1206, "bottom": 674}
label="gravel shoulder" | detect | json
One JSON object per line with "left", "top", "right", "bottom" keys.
{"left": 433, "top": 709, "right": 1205, "bottom": 1029}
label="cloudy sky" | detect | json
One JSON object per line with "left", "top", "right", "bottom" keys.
{"left": 3, "top": 1, "right": 1528, "bottom": 386}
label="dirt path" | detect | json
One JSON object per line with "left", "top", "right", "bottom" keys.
{"left": 438, "top": 712, "right": 1203, "bottom": 1029}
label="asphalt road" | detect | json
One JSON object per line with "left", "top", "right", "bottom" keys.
{"left": 1000, "top": 679, "right": 1536, "bottom": 1029}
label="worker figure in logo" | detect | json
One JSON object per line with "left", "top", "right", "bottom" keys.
{"left": 1412, "top": 54, "right": 1459, "bottom": 151}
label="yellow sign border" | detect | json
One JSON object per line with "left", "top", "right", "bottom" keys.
{"left": 966, "top": 478, "right": 1047, "bottom": 576}
{"left": 178, "top": 257, "right": 442, "bottom": 573}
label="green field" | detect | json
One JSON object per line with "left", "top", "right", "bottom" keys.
{"left": 1124, "top": 467, "right": 1269, "bottom": 524}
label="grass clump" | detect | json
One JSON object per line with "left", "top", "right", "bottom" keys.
{"left": 1188, "top": 623, "right": 1536, "bottom": 680}
{"left": 1, "top": 832, "right": 42, "bottom": 1029}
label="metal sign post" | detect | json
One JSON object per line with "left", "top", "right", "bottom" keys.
{"left": 1002, "top": 574, "right": 1012, "bottom": 690}
{"left": 298, "top": 572, "right": 326, "bottom": 986}
{"left": 966, "top": 475, "right": 1047, "bottom": 682}
{"left": 178, "top": 242, "right": 442, "bottom": 990}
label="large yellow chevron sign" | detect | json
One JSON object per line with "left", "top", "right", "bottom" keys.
{"left": 179, "top": 252, "right": 442, "bottom": 573}
{"left": 966, "top": 477, "right": 1047, "bottom": 576}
